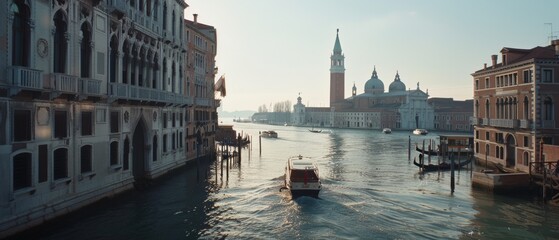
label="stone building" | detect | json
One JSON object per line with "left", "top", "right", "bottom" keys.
{"left": 429, "top": 98, "right": 474, "bottom": 132}
{"left": 0, "top": 0, "right": 219, "bottom": 236}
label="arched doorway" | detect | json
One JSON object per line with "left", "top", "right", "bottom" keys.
{"left": 133, "top": 117, "right": 147, "bottom": 182}
{"left": 506, "top": 134, "right": 516, "bottom": 167}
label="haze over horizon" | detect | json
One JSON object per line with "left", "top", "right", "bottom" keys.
{"left": 187, "top": 0, "right": 559, "bottom": 112}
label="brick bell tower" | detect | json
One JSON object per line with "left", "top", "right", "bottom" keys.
{"left": 330, "top": 29, "right": 345, "bottom": 107}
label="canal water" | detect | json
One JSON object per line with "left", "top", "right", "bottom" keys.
{"left": 12, "top": 119, "right": 559, "bottom": 239}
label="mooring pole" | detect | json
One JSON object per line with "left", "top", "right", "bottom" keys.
{"left": 408, "top": 136, "right": 411, "bottom": 162}
{"left": 428, "top": 139, "right": 432, "bottom": 164}
{"left": 451, "top": 154, "right": 455, "bottom": 193}
{"left": 259, "top": 131, "right": 262, "bottom": 156}
{"left": 237, "top": 134, "right": 242, "bottom": 166}
{"left": 422, "top": 140, "right": 426, "bottom": 165}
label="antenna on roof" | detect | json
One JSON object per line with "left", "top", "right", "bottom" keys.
{"left": 545, "top": 23, "right": 557, "bottom": 42}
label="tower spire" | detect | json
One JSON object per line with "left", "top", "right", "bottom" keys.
{"left": 333, "top": 29, "right": 342, "bottom": 54}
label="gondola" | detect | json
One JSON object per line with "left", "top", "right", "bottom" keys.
{"left": 413, "top": 157, "right": 472, "bottom": 172}
{"left": 415, "top": 146, "right": 439, "bottom": 156}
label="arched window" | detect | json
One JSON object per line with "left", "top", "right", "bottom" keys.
{"left": 172, "top": 62, "right": 176, "bottom": 92}
{"left": 80, "top": 145, "right": 92, "bottom": 173}
{"left": 13, "top": 152, "right": 32, "bottom": 190}
{"left": 544, "top": 97, "right": 553, "bottom": 121}
{"left": 53, "top": 148, "right": 68, "bottom": 180}
{"left": 162, "top": 2, "right": 167, "bottom": 30}
{"left": 500, "top": 147, "right": 504, "bottom": 160}
{"left": 153, "top": 0, "right": 158, "bottom": 20}
{"left": 80, "top": 22, "right": 92, "bottom": 78}
{"left": 53, "top": 10, "right": 68, "bottom": 73}
{"left": 146, "top": 0, "right": 151, "bottom": 16}
{"left": 11, "top": 1, "right": 30, "bottom": 67}
{"left": 152, "top": 54, "right": 158, "bottom": 89}
{"left": 109, "top": 36, "right": 118, "bottom": 83}
{"left": 485, "top": 99, "right": 490, "bottom": 118}
{"left": 131, "top": 44, "right": 137, "bottom": 85}
{"left": 495, "top": 146, "right": 500, "bottom": 158}
{"left": 496, "top": 98, "right": 501, "bottom": 119}
{"left": 122, "top": 41, "right": 129, "bottom": 84}
{"left": 153, "top": 135, "right": 158, "bottom": 162}
{"left": 524, "top": 96, "right": 529, "bottom": 119}
{"left": 110, "top": 141, "right": 119, "bottom": 166}
{"left": 172, "top": 10, "right": 176, "bottom": 36}
{"left": 162, "top": 58, "right": 167, "bottom": 91}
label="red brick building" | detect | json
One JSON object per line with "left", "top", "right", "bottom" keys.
{"left": 472, "top": 40, "right": 559, "bottom": 172}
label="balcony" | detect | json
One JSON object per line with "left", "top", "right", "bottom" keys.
{"left": 520, "top": 119, "right": 532, "bottom": 129}
{"left": 50, "top": 73, "right": 78, "bottom": 99}
{"left": 482, "top": 118, "right": 490, "bottom": 125}
{"left": 195, "top": 98, "right": 211, "bottom": 107}
{"left": 79, "top": 78, "right": 102, "bottom": 96}
{"left": 109, "top": 83, "right": 193, "bottom": 106}
{"left": 7, "top": 66, "right": 43, "bottom": 95}
{"left": 489, "top": 119, "right": 519, "bottom": 128}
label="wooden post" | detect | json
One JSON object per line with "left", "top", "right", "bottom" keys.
{"left": 237, "top": 134, "right": 242, "bottom": 166}
{"left": 422, "top": 140, "right": 425, "bottom": 165}
{"left": 259, "top": 131, "right": 262, "bottom": 156}
{"left": 408, "top": 136, "right": 411, "bottom": 162}
{"left": 451, "top": 153, "right": 455, "bottom": 193}
{"left": 428, "top": 139, "right": 432, "bottom": 164}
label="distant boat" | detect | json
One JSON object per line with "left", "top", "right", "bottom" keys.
{"left": 413, "top": 129, "right": 428, "bottom": 135}
{"left": 261, "top": 130, "right": 278, "bottom": 138}
{"left": 308, "top": 129, "right": 322, "bottom": 133}
{"left": 284, "top": 155, "right": 321, "bottom": 197}
{"left": 382, "top": 128, "right": 392, "bottom": 134}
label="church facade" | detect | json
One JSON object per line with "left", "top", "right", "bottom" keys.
{"left": 293, "top": 30, "right": 434, "bottom": 130}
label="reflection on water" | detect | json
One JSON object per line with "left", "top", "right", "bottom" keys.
{"left": 12, "top": 119, "right": 559, "bottom": 239}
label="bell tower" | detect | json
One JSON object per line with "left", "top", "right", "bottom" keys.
{"left": 330, "top": 29, "right": 345, "bottom": 107}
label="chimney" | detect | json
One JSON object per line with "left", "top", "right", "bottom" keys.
{"left": 193, "top": 14, "right": 198, "bottom": 24}
{"left": 491, "top": 55, "right": 498, "bottom": 68}
{"left": 552, "top": 39, "right": 559, "bottom": 56}
{"left": 484, "top": 63, "right": 487, "bottom": 70}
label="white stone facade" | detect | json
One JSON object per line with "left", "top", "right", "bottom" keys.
{"left": 0, "top": 0, "right": 218, "bottom": 237}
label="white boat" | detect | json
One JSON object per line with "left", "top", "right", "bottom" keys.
{"left": 261, "top": 130, "right": 278, "bottom": 138}
{"left": 413, "top": 129, "right": 428, "bottom": 135}
{"left": 382, "top": 128, "right": 392, "bottom": 134}
{"left": 285, "top": 155, "right": 321, "bottom": 197}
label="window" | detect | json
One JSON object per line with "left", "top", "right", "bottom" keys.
{"left": 172, "top": 112, "right": 176, "bottom": 128}
{"left": 495, "top": 146, "right": 500, "bottom": 158}
{"left": 180, "top": 113, "right": 183, "bottom": 127}
{"left": 523, "top": 152, "right": 529, "bottom": 165}
{"left": 544, "top": 97, "right": 553, "bottom": 121}
{"left": 162, "top": 3, "right": 167, "bottom": 30}
{"left": 123, "top": 137, "right": 130, "bottom": 170}
{"left": 110, "top": 111, "right": 120, "bottom": 133}
{"left": 163, "top": 112, "right": 168, "bottom": 128}
{"left": 81, "top": 111, "right": 93, "bottom": 136}
{"left": 54, "top": 110, "right": 68, "bottom": 139}
{"left": 542, "top": 69, "right": 553, "bottom": 83}
{"left": 163, "top": 134, "right": 167, "bottom": 153}
{"left": 13, "top": 109, "right": 32, "bottom": 141}
{"left": 80, "top": 23, "right": 92, "bottom": 78}
{"left": 523, "top": 69, "right": 532, "bottom": 83}
{"left": 13, "top": 152, "right": 32, "bottom": 191}
{"left": 80, "top": 145, "right": 92, "bottom": 173}
{"left": 109, "top": 36, "right": 118, "bottom": 83}
{"left": 53, "top": 10, "right": 68, "bottom": 73}
{"left": 172, "top": 132, "right": 176, "bottom": 150}
{"left": 524, "top": 96, "right": 529, "bottom": 119}
{"left": 110, "top": 141, "right": 119, "bottom": 165}
{"left": 524, "top": 136, "right": 529, "bottom": 147}
{"left": 153, "top": 135, "right": 158, "bottom": 162}
{"left": 475, "top": 142, "right": 479, "bottom": 153}
{"left": 53, "top": 148, "right": 68, "bottom": 180}
{"left": 11, "top": 1, "right": 31, "bottom": 67}
{"left": 485, "top": 78, "right": 489, "bottom": 88}
{"left": 485, "top": 132, "right": 489, "bottom": 140}
{"left": 475, "top": 79, "right": 479, "bottom": 90}
{"left": 38, "top": 145, "right": 48, "bottom": 183}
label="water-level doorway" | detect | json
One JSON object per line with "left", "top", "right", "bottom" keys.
{"left": 506, "top": 134, "right": 516, "bottom": 168}
{"left": 133, "top": 118, "right": 147, "bottom": 183}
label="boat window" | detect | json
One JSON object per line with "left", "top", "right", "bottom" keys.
{"left": 290, "top": 170, "right": 319, "bottom": 182}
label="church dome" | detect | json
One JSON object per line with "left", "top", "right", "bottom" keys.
{"left": 389, "top": 71, "right": 406, "bottom": 92}
{"left": 364, "top": 67, "right": 384, "bottom": 94}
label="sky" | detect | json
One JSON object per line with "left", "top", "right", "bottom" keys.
{"left": 186, "top": 0, "right": 559, "bottom": 112}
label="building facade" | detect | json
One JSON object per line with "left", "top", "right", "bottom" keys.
{"left": 0, "top": 0, "right": 219, "bottom": 236}
{"left": 429, "top": 98, "right": 474, "bottom": 132}
{"left": 472, "top": 41, "right": 559, "bottom": 172}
